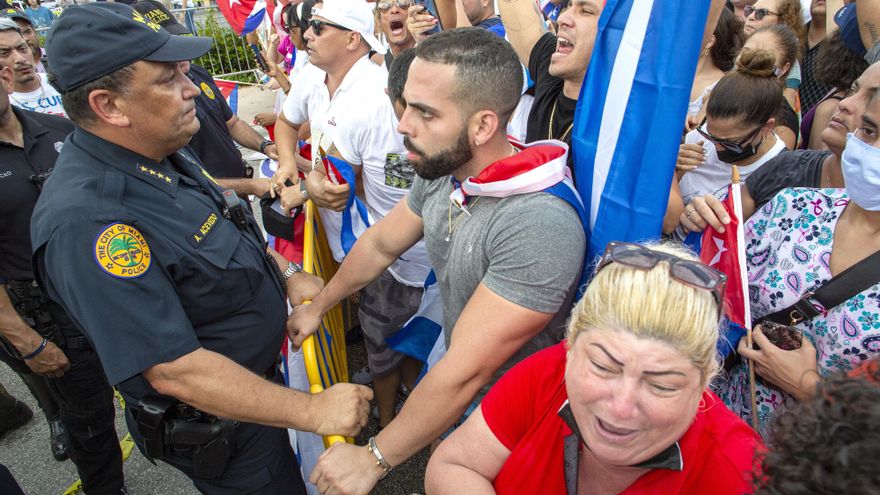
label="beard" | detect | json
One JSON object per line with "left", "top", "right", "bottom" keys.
{"left": 404, "top": 129, "right": 473, "bottom": 181}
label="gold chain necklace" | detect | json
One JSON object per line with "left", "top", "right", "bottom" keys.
{"left": 548, "top": 98, "right": 574, "bottom": 142}
{"left": 446, "top": 196, "right": 482, "bottom": 242}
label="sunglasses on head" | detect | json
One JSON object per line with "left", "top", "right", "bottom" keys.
{"left": 377, "top": 0, "right": 413, "bottom": 11}
{"left": 696, "top": 121, "right": 764, "bottom": 154}
{"left": 744, "top": 5, "right": 779, "bottom": 20}
{"left": 596, "top": 242, "right": 727, "bottom": 308}
{"left": 309, "top": 18, "right": 351, "bottom": 36}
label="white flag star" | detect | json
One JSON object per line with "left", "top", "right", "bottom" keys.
{"left": 708, "top": 236, "right": 727, "bottom": 267}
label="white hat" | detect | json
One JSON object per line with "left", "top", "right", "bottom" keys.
{"left": 313, "top": 0, "right": 387, "bottom": 55}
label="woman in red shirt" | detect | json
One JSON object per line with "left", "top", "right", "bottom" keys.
{"left": 426, "top": 242, "right": 763, "bottom": 495}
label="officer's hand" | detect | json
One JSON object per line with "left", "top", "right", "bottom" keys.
{"left": 305, "top": 172, "right": 349, "bottom": 211}
{"left": 676, "top": 141, "right": 706, "bottom": 173}
{"left": 310, "top": 443, "right": 384, "bottom": 495}
{"left": 680, "top": 195, "right": 730, "bottom": 234}
{"left": 24, "top": 340, "right": 70, "bottom": 378}
{"left": 287, "top": 303, "right": 324, "bottom": 350}
{"left": 309, "top": 383, "right": 373, "bottom": 437}
{"left": 288, "top": 272, "right": 323, "bottom": 306}
{"left": 263, "top": 143, "right": 279, "bottom": 161}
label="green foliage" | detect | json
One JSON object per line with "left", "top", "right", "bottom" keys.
{"left": 192, "top": 8, "right": 259, "bottom": 84}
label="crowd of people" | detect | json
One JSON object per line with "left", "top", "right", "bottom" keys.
{"left": 0, "top": 0, "right": 879, "bottom": 494}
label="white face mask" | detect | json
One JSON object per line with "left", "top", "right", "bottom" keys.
{"left": 842, "top": 133, "right": 880, "bottom": 211}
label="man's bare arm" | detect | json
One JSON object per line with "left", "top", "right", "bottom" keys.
{"left": 287, "top": 197, "right": 425, "bottom": 347}
{"left": 858, "top": 1, "right": 880, "bottom": 50}
{"left": 143, "top": 347, "right": 372, "bottom": 436}
{"left": 497, "top": 0, "right": 547, "bottom": 67}
{"left": 271, "top": 112, "right": 303, "bottom": 189}
{"left": 0, "top": 285, "right": 69, "bottom": 377}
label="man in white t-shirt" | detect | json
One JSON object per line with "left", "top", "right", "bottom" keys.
{"left": 0, "top": 20, "right": 65, "bottom": 117}
{"left": 273, "top": 0, "right": 433, "bottom": 429}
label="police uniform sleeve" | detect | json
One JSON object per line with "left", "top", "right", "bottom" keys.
{"left": 483, "top": 194, "right": 586, "bottom": 314}
{"left": 36, "top": 221, "right": 201, "bottom": 386}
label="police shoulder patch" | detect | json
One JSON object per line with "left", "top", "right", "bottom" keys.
{"left": 94, "top": 223, "right": 151, "bottom": 279}
{"left": 200, "top": 82, "right": 215, "bottom": 100}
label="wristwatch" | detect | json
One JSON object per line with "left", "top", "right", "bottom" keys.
{"left": 259, "top": 140, "right": 274, "bottom": 154}
{"left": 283, "top": 261, "right": 303, "bottom": 282}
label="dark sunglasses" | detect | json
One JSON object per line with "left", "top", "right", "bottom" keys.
{"left": 596, "top": 242, "right": 727, "bottom": 307}
{"left": 377, "top": 0, "right": 413, "bottom": 11}
{"left": 309, "top": 19, "right": 351, "bottom": 36}
{"left": 744, "top": 5, "right": 779, "bottom": 20}
{"left": 696, "top": 120, "right": 764, "bottom": 154}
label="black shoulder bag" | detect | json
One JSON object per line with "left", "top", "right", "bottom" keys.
{"left": 759, "top": 250, "right": 880, "bottom": 326}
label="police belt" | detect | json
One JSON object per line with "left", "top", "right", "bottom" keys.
{"left": 133, "top": 362, "right": 279, "bottom": 479}
{"left": 1, "top": 279, "right": 90, "bottom": 362}
{"left": 135, "top": 395, "right": 237, "bottom": 479}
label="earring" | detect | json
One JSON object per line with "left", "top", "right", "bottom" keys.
{"left": 474, "top": 139, "right": 480, "bottom": 147}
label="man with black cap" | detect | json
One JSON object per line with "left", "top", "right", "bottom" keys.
{"left": 30, "top": 4, "right": 372, "bottom": 493}
{"left": 0, "top": 47, "right": 125, "bottom": 492}
{"left": 132, "top": 0, "right": 281, "bottom": 199}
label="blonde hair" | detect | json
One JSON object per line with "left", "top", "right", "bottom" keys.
{"left": 566, "top": 242, "right": 721, "bottom": 383}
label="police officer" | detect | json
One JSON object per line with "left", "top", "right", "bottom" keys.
{"left": 0, "top": 47, "right": 125, "bottom": 493}
{"left": 132, "top": 0, "right": 279, "bottom": 200}
{"left": 30, "top": 4, "right": 372, "bottom": 493}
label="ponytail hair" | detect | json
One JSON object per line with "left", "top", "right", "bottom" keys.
{"left": 706, "top": 48, "right": 782, "bottom": 127}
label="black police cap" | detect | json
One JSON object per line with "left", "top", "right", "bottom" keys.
{"left": 45, "top": 3, "right": 213, "bottom": 93}
{"left": 132, "top": 0, "right": 191, "bottom": 36}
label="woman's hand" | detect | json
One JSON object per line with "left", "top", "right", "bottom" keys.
{"left": 738, "top": 324, "right": 821, "bottom": 401}
{"left": 676, "top": 141, "right": 706, "bottom": 173}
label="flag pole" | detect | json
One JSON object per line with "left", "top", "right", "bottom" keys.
{"left": 731, "top": 165, "right": 759, "bottom": 430}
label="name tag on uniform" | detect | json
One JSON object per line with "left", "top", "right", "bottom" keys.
{"left": 189, "top": 212, "right": 219, "bottom": 247}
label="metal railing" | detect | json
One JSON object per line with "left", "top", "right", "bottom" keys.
{"left": 37, "top": 5, "right": 263, "bottom": 83}
{"left": 172, "top": 5, "right": 262, "bottom": 82}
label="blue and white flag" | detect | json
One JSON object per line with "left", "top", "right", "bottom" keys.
{"left": 386, "top": 271, "right": 446, "bottom": 381}
{"left": 572, "top": 0, "right": 711, "bottom": 262}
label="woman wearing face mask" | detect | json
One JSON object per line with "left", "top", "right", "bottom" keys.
{"left": 675, "top": 48, "right": 788, "bottom": 239}
{"left": 425, "top": 242, "right": 762, "bottom": 495}
{"left": 714, "top": 91, "right": 880, "bottom": 436}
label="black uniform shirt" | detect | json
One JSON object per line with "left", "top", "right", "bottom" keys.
{"left": 30, "top": 129, "right": 286, "bottom": 403}
{"left": 0, "top": 107, "right": 73, "bottom": 282}
{"left": 187, "top": 63, "right": 247, "bottom": 179}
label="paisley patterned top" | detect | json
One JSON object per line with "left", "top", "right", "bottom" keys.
{"left": 714, "top": 188, "right": 880, "bottom": 436}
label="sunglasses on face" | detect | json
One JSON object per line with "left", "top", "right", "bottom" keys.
{"left": 377, "top": 0, "right": 413, "bottom": 11}
{"left": 596, "top": 242, "right": 727, "bottom": 308}
{"left": 696, "top": 121, "right": 764, "bottom": 154}
{"left": 309, "top": 18, "right": 351, "bottom": 36}
{"left": 744, "top": 5, "right": 779, "bottom": 20}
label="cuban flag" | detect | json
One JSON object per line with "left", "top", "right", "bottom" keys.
{"left": 213, "top": 79, "right": 240, "bottom": 115}
{"left": 385, "top": 271, "right": 446, "bottom": 381}
{"left": 216, "top": 0, "right": 266, "bottom": 35}
{"left": 700, "top": 179, "right": 751, "bottom": 358}
{"left": 572, "top": 0, "right": 711, "bottom": 263}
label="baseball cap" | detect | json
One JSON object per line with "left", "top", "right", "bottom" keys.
{"left": 0, "top": 17, "right": 19, "bottom": 32}
{"left": 45, "top": 3, "right": 213, "bottom": 93}
{"left": 0, "top": 8, "right": 33, "bottom": 26}
{"left": 132, "top": 0, "right": 191, "bottom": 36}
{"left": 834, "top": 3, "right": 867, "bottom": 58}
{"left": 312, "top": 0, "right": 387, "bottom": 55}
